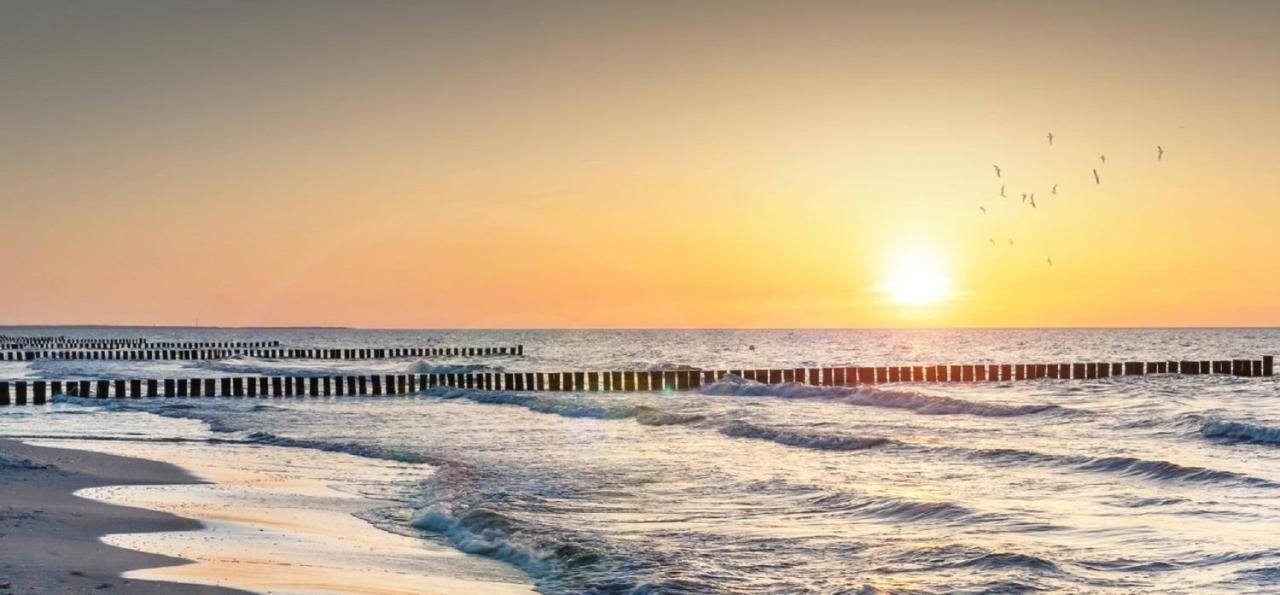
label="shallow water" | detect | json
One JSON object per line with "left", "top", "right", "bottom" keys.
{"left": 2, "top": 327, "right": 1278, "bottom": 594}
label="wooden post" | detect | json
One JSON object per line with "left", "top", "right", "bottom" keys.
{"left": 961, "top": 365, "right": 974, "bottom": 382}
{"left": 15, "top": 381, "right": 28, "bottom": 405}
{"left": 1265, "top": 355, "right": 1274, "bottom": 377}
{"left": 33, "top": 381, "right": 46, "bottom": 405}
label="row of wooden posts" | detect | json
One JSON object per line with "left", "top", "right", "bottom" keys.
{"left": 1, "top": 356, "right": 1271, "bottom": 406}
{"left": 0, "top": 335, "right": 144, "bottom": 348}
{"left": 0, "top": 338, "right": 284, "bottom": 350}
{"left": 0, "top": 345, "right": 524, "bottom": 361}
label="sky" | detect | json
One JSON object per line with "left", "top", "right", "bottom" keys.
{"left": 2, "top": 0, "right": 1279, "bottom": 328}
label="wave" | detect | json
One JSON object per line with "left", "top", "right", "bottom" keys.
{"left": 1200, "top": 420, "right": 1280, "bottom": 446}
{"left": 644, "top": 363, "right": 702, "bottom": 372}
{"left": 193, "top": 357, "right": 344, "bottom": 377}
{"left": 408, "top": 464, "right": 612, "bottom": 590}
{"left": 701, "top": 377, "right": 1064, "bottom": 417}
{"left": 405, "top": 361, "right": 501, "bottom": 375}
{"left": 426, "top": 389, "right": 705, "bottom": 427}
{"left": 958, "top": 447, "right": 1277, "bottom": 487}
{"left": 806, "top": 491, "right": 980, "bottom": 523}
{"left": 238, "top": 431, "right": 430, "bottom": 464}
{"left": 718, "top": 422, "right": 891, "bottom": 451}
{"left": 892, "top": 544, "right": 1060, "bottom": 574}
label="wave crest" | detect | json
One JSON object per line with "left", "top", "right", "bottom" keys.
{"left": 1201, "top": 420, "right": 1280, "bottom": 445}
{"left": 701, "top": 377, "right": 1062, "bottom": 417}
{"left": 719, "top": 422, "right": 891, "bottom": 451}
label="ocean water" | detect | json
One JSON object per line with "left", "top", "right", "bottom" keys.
{"left": 2, "top": 327, "right": 1279, "bottom": 594}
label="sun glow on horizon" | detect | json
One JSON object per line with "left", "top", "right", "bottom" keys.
{"left": 878, "top": 244, "right": 952, "bottom": 307}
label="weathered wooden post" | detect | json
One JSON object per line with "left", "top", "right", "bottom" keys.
{"left": 632, "top": 368, "right": 650, "bottom": 391}
{"left": 33, "top": 381, "right": 46, "bottom": 405}
{"left": 14, "top": 381, "right": 28, "bottom": 405}
{"left": 1265, "top": 355, "right": 1274, "bottom": 377}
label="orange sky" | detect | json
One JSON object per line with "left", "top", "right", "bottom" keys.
{"left": 3, "top": 1, "right": 1279, "bottom": 328}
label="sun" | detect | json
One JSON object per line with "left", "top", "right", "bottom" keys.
{"left": 878, "top": 246, "right": 952, "bottom": 306}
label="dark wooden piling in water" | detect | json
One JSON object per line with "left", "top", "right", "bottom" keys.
{"left": 2, "top": 352, "right": 1273, "bottom": 406}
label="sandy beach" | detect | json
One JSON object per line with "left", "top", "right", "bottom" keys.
{"left": 0, "top": 438, "right": 247, "bottom": 594}
{"left": 1, "top": 436, "right": 535, "bottom": 595}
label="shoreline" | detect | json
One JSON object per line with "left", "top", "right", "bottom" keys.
{"left": 0, "top": 438, "right": 248, "bottom": 594}
{"left": 18, "top": 437, "right": 535, "bottom": 595}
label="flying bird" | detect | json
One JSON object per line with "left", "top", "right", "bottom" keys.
{"left": 1157, "top": 145, "right": 1164, "bottom": 161}
{"left": 979, "top": 206, "right": 987, "bottom": 215}
{"left": 1093, "top": 169, "right": 1100, "bottom": 184}
{"left": 1021, "top": 192, "right": 1027, "bottom": 203}
{"left": 1047, "top": 258, "right": 1053, "bottom": 266}
{"left": 1000, "top": 185, "right": 1006, "bottom": 198}
{"left": 993, "top": 164, "right": 1002, "bottom": 178}
{"left": 1051, "top": 183, "right": 1058, "bottom": 195}
{"left": 1100, "top": 154, "right": 1106, "bottom": 164}
{"left": 1047, "top": 132, "right": 1054, "bottom": 146}
{"left": 989, "top": 238, "right": 996, "bottom": 246}
{"left": 1009, "top": 238, "right": 1014, "bottom": 245}
{"left": 1030, "top": 194, "right": 1037, "bottom": 208}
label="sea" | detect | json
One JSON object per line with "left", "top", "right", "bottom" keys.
{"left": 1, "top": 327, "right": 1278, "bottom": 594}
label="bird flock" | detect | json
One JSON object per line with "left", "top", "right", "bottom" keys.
{"left": 981, "top": 133, "right": 1166, "bottom": 266}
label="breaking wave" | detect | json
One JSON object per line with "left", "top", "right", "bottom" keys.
{"left": 701, "top": 376, "right": 1064, "bottom": 417}
{"left": 424, "top": 388, "right": 705, "bottom": 427}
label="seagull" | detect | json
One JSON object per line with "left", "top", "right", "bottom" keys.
{"left": 1000, "top": 185, "right": 1006, "bottom": 198}
{"left": 1047, "top": 132, "right": 1054, "bottom": 146}
{"left": 1051, "top": 183, "right": 1058, "bottom": 195}
{"left": 988, "top": 238, "right": 996, "bottom": 246}
{"left": 1093, "top": 168, "right": 1100, "bottom": 184}
{"left": 979, "top": 206, "right": 987, "bottom": 215}
{"left": 1100, "top": 154, "right": 1106, "bottom": 164}
{"left": 1030, "top": 195, "right": 1037, "bottom": 208}
{"left": 1021, "top": 192, "right": 1027, "bottom": 203}
{"left": 993, "top": 164, "right": 1002, "bottom": 178}
{"left": 1047, "top": 258, "right": 1053, "bottom": 266}
{"left": 1009, "top": 238, "right": 1014, "bottom": 245}
{"left": 1157, "top": 145, "right": 1164, "bottom": 161}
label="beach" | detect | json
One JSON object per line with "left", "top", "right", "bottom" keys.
{"left": 0, "top": 439, "right": 245, "bottom": 594}
{"left": 0, "top": 435, "right": 535, "bottom": 595}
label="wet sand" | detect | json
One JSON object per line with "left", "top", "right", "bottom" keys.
{"left": 0, "top": 438, "right": 247, "bottom": 595}
{"left": 25, "top": 438, "right": 535, "bottom": 595}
